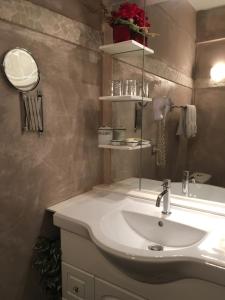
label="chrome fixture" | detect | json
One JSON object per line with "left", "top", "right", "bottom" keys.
{"left": 21, "top": 89, "right": 44, "bottom": 134}
{"left": 156, "top": 179, "right": 171, "bottom": 215}
{"left": 2, "top": 47, "right": 44, "bottom": 135}
{"left": 182, "top": 170, "right": 195, "bottom": 196}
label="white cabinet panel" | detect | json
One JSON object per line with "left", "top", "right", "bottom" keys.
{"left": 95, "top": 278, "right": 146, "bottom": 300}
{"left": 62, "top": 263, "right": 94, "bottom": 300}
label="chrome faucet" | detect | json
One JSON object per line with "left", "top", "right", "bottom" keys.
{"left": 156, "top": 179, "right": 171, "bottom": 215}
{"left": 182, "top": 170, "right": 195, "bottom": 196}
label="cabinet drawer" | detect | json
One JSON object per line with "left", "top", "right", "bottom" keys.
{"left": 95, "top": 278, "right": 146, "bottom": 300}
{"left": 62, "top": 263, "right": 94, "bottom": 300}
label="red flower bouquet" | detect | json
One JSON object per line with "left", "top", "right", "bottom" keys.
{"left": 109, "top": 2, "right": 151, "bottom": 45}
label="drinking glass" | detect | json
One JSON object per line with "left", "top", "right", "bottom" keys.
{"left": 136, "top": 80, "right": 143, "bottom": 97}
{"left": 111, "top": 80, "right": 122, "bottom": 96}
{"left": 122, "top": 79, "right": 137, "bottom": 96}
{"left": 143, "top": 81, "right": 149, "bottom": 98}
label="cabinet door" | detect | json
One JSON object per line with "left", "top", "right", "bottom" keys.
{"left": 95, "top": 278, "right": 146, "bottom": 300}
{"left": 62, "top": 262, "right": 94, "bottom": 300}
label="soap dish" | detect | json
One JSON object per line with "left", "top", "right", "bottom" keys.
{"left": 125, "top": 138, "right": 140, "bottom": 147}
{"left": 140, "top": 139, "right": 151, "bottom": 145}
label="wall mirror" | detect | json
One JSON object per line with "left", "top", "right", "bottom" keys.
{"left": 2, "top": 48, "right": 40, "bottom": 92}
{"left": 139, "top": 0, "right": 225, "bottom": 207}
{"left": 101, "top": 0, "right": 225, "bottom": 210}
{"left": 2, "top": 48, "right": 43, "bottom": 134}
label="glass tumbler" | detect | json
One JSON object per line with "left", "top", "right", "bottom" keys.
{"left": 122, "top": 80, "right": 137, "bottom": 96}
{"left": 143, "top": 81, "right": 150, "bottom": 98}
{"left": 111, "top": 80, "right": 122, "bottom": 96}
{"left": 136, "top": 80, "right": 143, "bottom": 97}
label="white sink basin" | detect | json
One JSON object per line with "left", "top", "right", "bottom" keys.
{"left": 100, "top": 209, "right": 206, "bottom": 253}
{"left": 123, "top": 211, "right": 205, "bottom": 248}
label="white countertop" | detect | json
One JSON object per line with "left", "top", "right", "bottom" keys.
{"left": 50, "top": 190, "right": 225, "bottom": 275}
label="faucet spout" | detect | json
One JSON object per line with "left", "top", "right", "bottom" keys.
{"left": 156, "top": 179, "right": 171, "bottom": 215}
{"left": 156, "top": 189, "right": 168, "bottom": 207}
{"left": 182, "top": 170, "right": 195, "bottom": 196}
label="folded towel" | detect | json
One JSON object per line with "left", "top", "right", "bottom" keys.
{"left": 176, "top": 104, "right": 197, "bottom": 138}
{"left": 186, "top": 104, "right": 197, "bottom": 138}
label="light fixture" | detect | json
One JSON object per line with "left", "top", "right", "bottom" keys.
{"left": 210, "top": 62, "right": 225, "bottom": 82}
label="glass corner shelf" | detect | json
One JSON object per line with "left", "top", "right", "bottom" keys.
{"left": 99, "top": 95, "right": 152, "bottom": 102}
{"left": 99, "top": 40, "right": 154, "bottom": 56}
{"left": 98, "top": 144, "right": 151, "bottom": 151}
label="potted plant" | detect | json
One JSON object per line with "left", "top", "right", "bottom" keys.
{"left": 108, "top": 2, "right": 151, "bottom": 45}
{"left": 33, "top": 237, "right": 62, "bottom": 299}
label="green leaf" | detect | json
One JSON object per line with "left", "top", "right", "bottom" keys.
{"left": 33, "top": 236, "right": 62, "bottom": 297}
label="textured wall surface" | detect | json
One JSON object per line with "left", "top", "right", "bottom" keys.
{"left": 0, "top": 0, "right": 101, "bottom": 51}
{"left": 197, "top": 5, "right": 225, "bottom": 42}
{"left": 148, "top": 0, "right": 196, "bottom": 78}
{"left": 0, "top": 1, "right": 102, "bottom": 299}
{"left": 190, "top": 5, "right": 225, "bottom": 187}
{"left": 28, "top": 0, "right": 102, "bottom": 30}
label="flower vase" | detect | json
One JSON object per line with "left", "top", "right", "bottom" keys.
{"left": 132, "top": 32, "right": 148, "bottom": 46}
{"left": 113, "top": 25, "right": 132, "bottom": 43}
{"left": 113, "top": 25, "right": 148, "bottom": 46}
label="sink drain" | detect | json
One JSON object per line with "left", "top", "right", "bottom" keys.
{"left": 148, "top": 244, "right": 164, "bottom": 251}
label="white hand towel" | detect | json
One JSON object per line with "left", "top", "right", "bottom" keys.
{"left": 186, "top": 104, "right": 197, "bottom": 138}
{"left": 176, "top": 104, "right": 197, "bottom": 138}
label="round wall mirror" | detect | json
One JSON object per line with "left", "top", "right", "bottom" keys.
{"left": 2, "top": 48, "right": 40, "bottom": 92}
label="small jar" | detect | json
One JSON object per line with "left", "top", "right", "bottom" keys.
{"left": 98, "top": 127, "right": 113, "bottom": 145}
{"left": 113, "top": 128, "right": 126, "bottom": 141}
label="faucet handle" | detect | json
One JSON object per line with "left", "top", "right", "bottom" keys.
{"left": 162, "top": 179, "right": 171, "bottom": 189}
{"left": 189, "top": 174, "right": 196, "bottom": 183}
{"left": 183, "top": 170, "right": 190, "bottom": 179}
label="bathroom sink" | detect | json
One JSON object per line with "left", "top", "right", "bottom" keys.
{"left": 123, "top": 211, "right": 204, "bottom": 248}
{"left": 52, "top": 190, "right": 225, "bottom": 285}
{"left": 100, "top": 209, "right": 206, "bottom": 252}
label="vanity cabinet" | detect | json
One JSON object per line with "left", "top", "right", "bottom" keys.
{"left": 62, "top": 263, "right": 94, "bottom": 300}
{"left": 58, "top": 228, "right": 225, "bottom": 300}
{"left": 62, "top": 263, "right": 146, "bottom": 300}
{"left": 95, "top": 278, "right": 146, "bottom": 300}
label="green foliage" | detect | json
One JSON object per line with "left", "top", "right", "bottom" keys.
{"left": 33, "top": 236, "right": 62, "bottom": 300}
{"left": 113, "top": 18, "right": 145, "bottom": 36}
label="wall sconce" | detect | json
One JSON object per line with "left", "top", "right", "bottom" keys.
{"left": 210, "top": 62, "right": 225, "bottom": 82}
